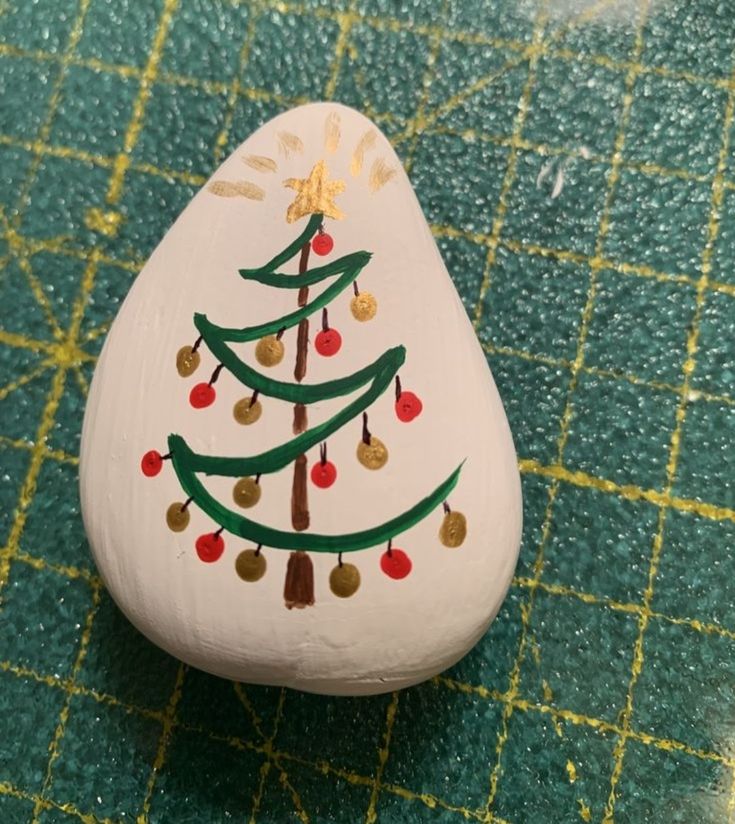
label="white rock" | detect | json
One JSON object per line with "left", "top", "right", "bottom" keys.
{"left": 80, "top": 102, "right": 522, "bottom": 696}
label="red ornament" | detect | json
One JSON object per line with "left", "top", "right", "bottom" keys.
{"left": 311, "top": 460, "right": 337, "bottom": 488}
{"left": 315, "top": 327, "right": 342, "bottom": 357}
{"left": 141, "top": 450, "right": 163, "bottom": 477}
{"left": 380, "top": 547, "right": 412, "bottom": 579}
{"left": 190, "top": 382, "right": 216, "bottom": 409}
{"left": 195, "top": 532, "right": 225, "bottom": 563}
{"left": 312, "top": 232, "right": 334, "bottom": 256}
{"left": 395, "top": 391, "right": 423, "bottom": 422}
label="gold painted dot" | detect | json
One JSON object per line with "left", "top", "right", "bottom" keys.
{"left": 329, "top": 562, "right": 360, "bottom": 598}
{"left": 356, "top": 436, "right": 388, "bottom": 470}
{"left": 233, "top": 476, "right": 261, "bottom": 508}
{"left": 440, "top": 511, "right": 467, "bottom": 548}
{"left": 255, "top": 335, "right": 285, "bottom": 367}
{"left": 166, "top": 502, "right": 190, "bottom": 532}
{"left": 350, "top": 292, "right": 377, "bottom": 322}
{"left": 176, "top": 345, "right": 200, "bottom": 377}
{"left": 233, "top": 397, "right": 262, "bottom": 425}
{"left": 235, "top": 548, "right": 267, "bottom": 582}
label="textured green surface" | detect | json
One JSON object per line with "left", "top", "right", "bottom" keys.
{"left": 0, "top": 0, "right": 734, "bottom": 822}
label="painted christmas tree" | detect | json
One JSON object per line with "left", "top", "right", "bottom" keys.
{"left": 140, "top": 160, "right": 467, "bottom": 609}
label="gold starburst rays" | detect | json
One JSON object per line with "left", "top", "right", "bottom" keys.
{"left": 208, "top": 111, "right": 396, "bottom": 212}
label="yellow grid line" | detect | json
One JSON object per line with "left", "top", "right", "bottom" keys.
{"left": 135, "top": 663, "right": 186, "bottom": 824}
{"left": 0, "top": 780, "right": 114, "bottom": 824}
{"left": 324, "top": 8, "right": 358, "bottom": 100}
{"left": 482, "top": 3, "right": 650, "bottom": 820}
{"left": 29, "top": 578, "right": 101, "bottom": 823}
{"left": 212, "top": 3, "right": 262, "bottom": 167}
{"left": 1, "top": 0, "right": 735, "bottom": 816}
{"left": 460, "top": 7, "right": 549, "bottom": 819}
{"left": 105, "top": 0, "right": 180, "bottom": 205}
{"left": 602, "top": 15, "right": 735, "bottom": 823}
{"left": 11, "top": 0, "right": 92, "bottom": 229}
{"left": 364, "top": 691, "right": 400, "bottom": 824}
{"left": 388, "top": 0, "right": 620, "bottom": 148}
{"left": 401, "top": 0, "right": 448, "bottom": 177}
{"left": 3, "top": 642, "right": 729, "bottom": 824}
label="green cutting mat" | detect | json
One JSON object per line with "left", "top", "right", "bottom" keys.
{"left": 1, "top": 0, "right": 735, "bottom": 821}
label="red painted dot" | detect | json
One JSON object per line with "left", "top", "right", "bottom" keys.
{"left": 395, "top": 391, "right": 423, "bottom": 422}
{"left": 312, "top": 232, "right": 334, "bottom": 256}
{"left": 195, "top": 532, "right": 225, "bottom": 563}
{"left": 141, "top": 450, "right": 163, "bottom": 477}
{"left": 315, "top": 328, "right": 342, "bottom": 357}
{"left": 190, "top": 382, "right": 216, "bottom": 409}
{"left": 380, "top": 548, "right": 412, "bottom": 579}
{"left": 311, "top": 460, "right": 337, "bottom": 489}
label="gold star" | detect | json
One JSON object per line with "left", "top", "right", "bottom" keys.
{"left": 283, "top": 160, "right": 346, "bottom": 223}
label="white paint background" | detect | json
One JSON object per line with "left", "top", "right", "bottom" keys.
{"left": 80, "top": 102, "right": 522, "bottom": 695}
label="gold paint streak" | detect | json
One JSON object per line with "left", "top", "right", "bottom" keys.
{"left": 106, "top": 0, "right": 180, "bottom": 204}
{"left": 365, "top": 691, "right": 400, "bottom": 824}
{"left": 368, "top": 158, "right": 397, "bottom": 192}
{"left": 566, "top": 760, "right": 578, "bottom": 783}
{"left": 30, "top": 581, "right": 102, "bottom": 823}
{"left": 578, "top": 799, "right": 592, "bottom": 822}
{"left": 208, "top": 180, "right": 266, "bottom": 200}
{"left": 351, "top": 130, "right": 377, "bottom": 177}
{"left": 135, "top": 663, "right": 186, "bottom": 824}
{"left": 243, "top": 154, "right": 278, "bottom": 173}
{"left": 324, "top": 110, "right": 341, "bottom": 153}
{"left": 277, "top": 130, "right": 304, "bottom": 158}
{"left": 542, "top": 680, "right": 554, "bottom": 704}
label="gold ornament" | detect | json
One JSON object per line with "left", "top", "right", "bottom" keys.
{"left": 350, "top": 292, "right": 377, "bottom": 322}
{"left": 166, "top": 502, "right": 190, "bottom": 532}
{"left": 255, "top": 335, "right": 284, "bottom": 367}
{"left": 284, "top": 159, "right": 346, "bottom": 223}
{"left": 235, "top": 549, "right": 267, "bottom": 582}
{"left": 329, "top": 562, "right": 360, "bottom": 598}
{"left": 357, "top": 436, "right": 388, "bottom": 470}
{"left": 233, "top": 397, "right": 262, "bottom": 425}
{"left": 233, "top": 477, "right": 261, "bottom": 508}
{"left": 440, "top": 511, "right": 467, "bottom": 548}
{"left": 176, "top": 345, "right": 200, "bottom": 377}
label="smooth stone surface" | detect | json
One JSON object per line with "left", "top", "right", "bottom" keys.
{"left": 80, "top": 102, "right": 522, "bottom": 696}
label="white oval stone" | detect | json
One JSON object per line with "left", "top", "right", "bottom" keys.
{"left": 80, "top": 102, "right": 522, "bottom": 696}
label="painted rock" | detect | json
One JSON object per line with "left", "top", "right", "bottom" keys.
{"left": 80, "top": 102, "right": 522, "bottom": 696}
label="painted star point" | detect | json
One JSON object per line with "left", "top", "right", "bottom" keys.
{"left": 284, "top": 160, "right": 346, "bottom": 223}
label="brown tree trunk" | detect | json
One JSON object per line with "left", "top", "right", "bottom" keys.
{"left": 291, "top": 241, "right": 311, "bottom": 532}
{"left": 284, "top": 551, "right": 315, "bottom": 609}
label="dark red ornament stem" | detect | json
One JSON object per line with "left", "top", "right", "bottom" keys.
{"left": 191, "top": 335, "right": 203, "bottom": 353}
{"left": 181, "top": 496, "right": 193, "bottom": 512}
{"left": 319, "top": 442, "right": 327, "bottom": 465}
{"left": 353, "top": 280, "right": 360, "bottom": 296}
{"left": 209, "top": 363, "right": 224, "bottom": 385}
{"left": 276, "top": 326, "right": 286, "bottom": 341}
{"left": 321, "top": 307, "right": 329, "bottom": 332}
{"left": 255, "top": 543, "right": 262, "bottom": 556}
{"left": 250, "top": 389, "right": 259, "bottom": 405}
{"left": 338, "top": 551, "right": 343, "bottom": 567}
{"left": 162, "top": 452, "right": 172, "bottom": 461}
{"left": 395, "top": 375, "right": 402, "bottom": 401}
{"left": 362, "top": 412, "right": 371, "bottom": 445}
{"left": 387, "top": 538, "right": 393, "bottom": 557}
{"left": 443, "top": 501, "right": 451, "bottom": 514}
{"left": 255, "top": 473, "right": 262, "bottom": 485}
{"left": 214, "top": 526, "right": 224, "bottom": 537}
